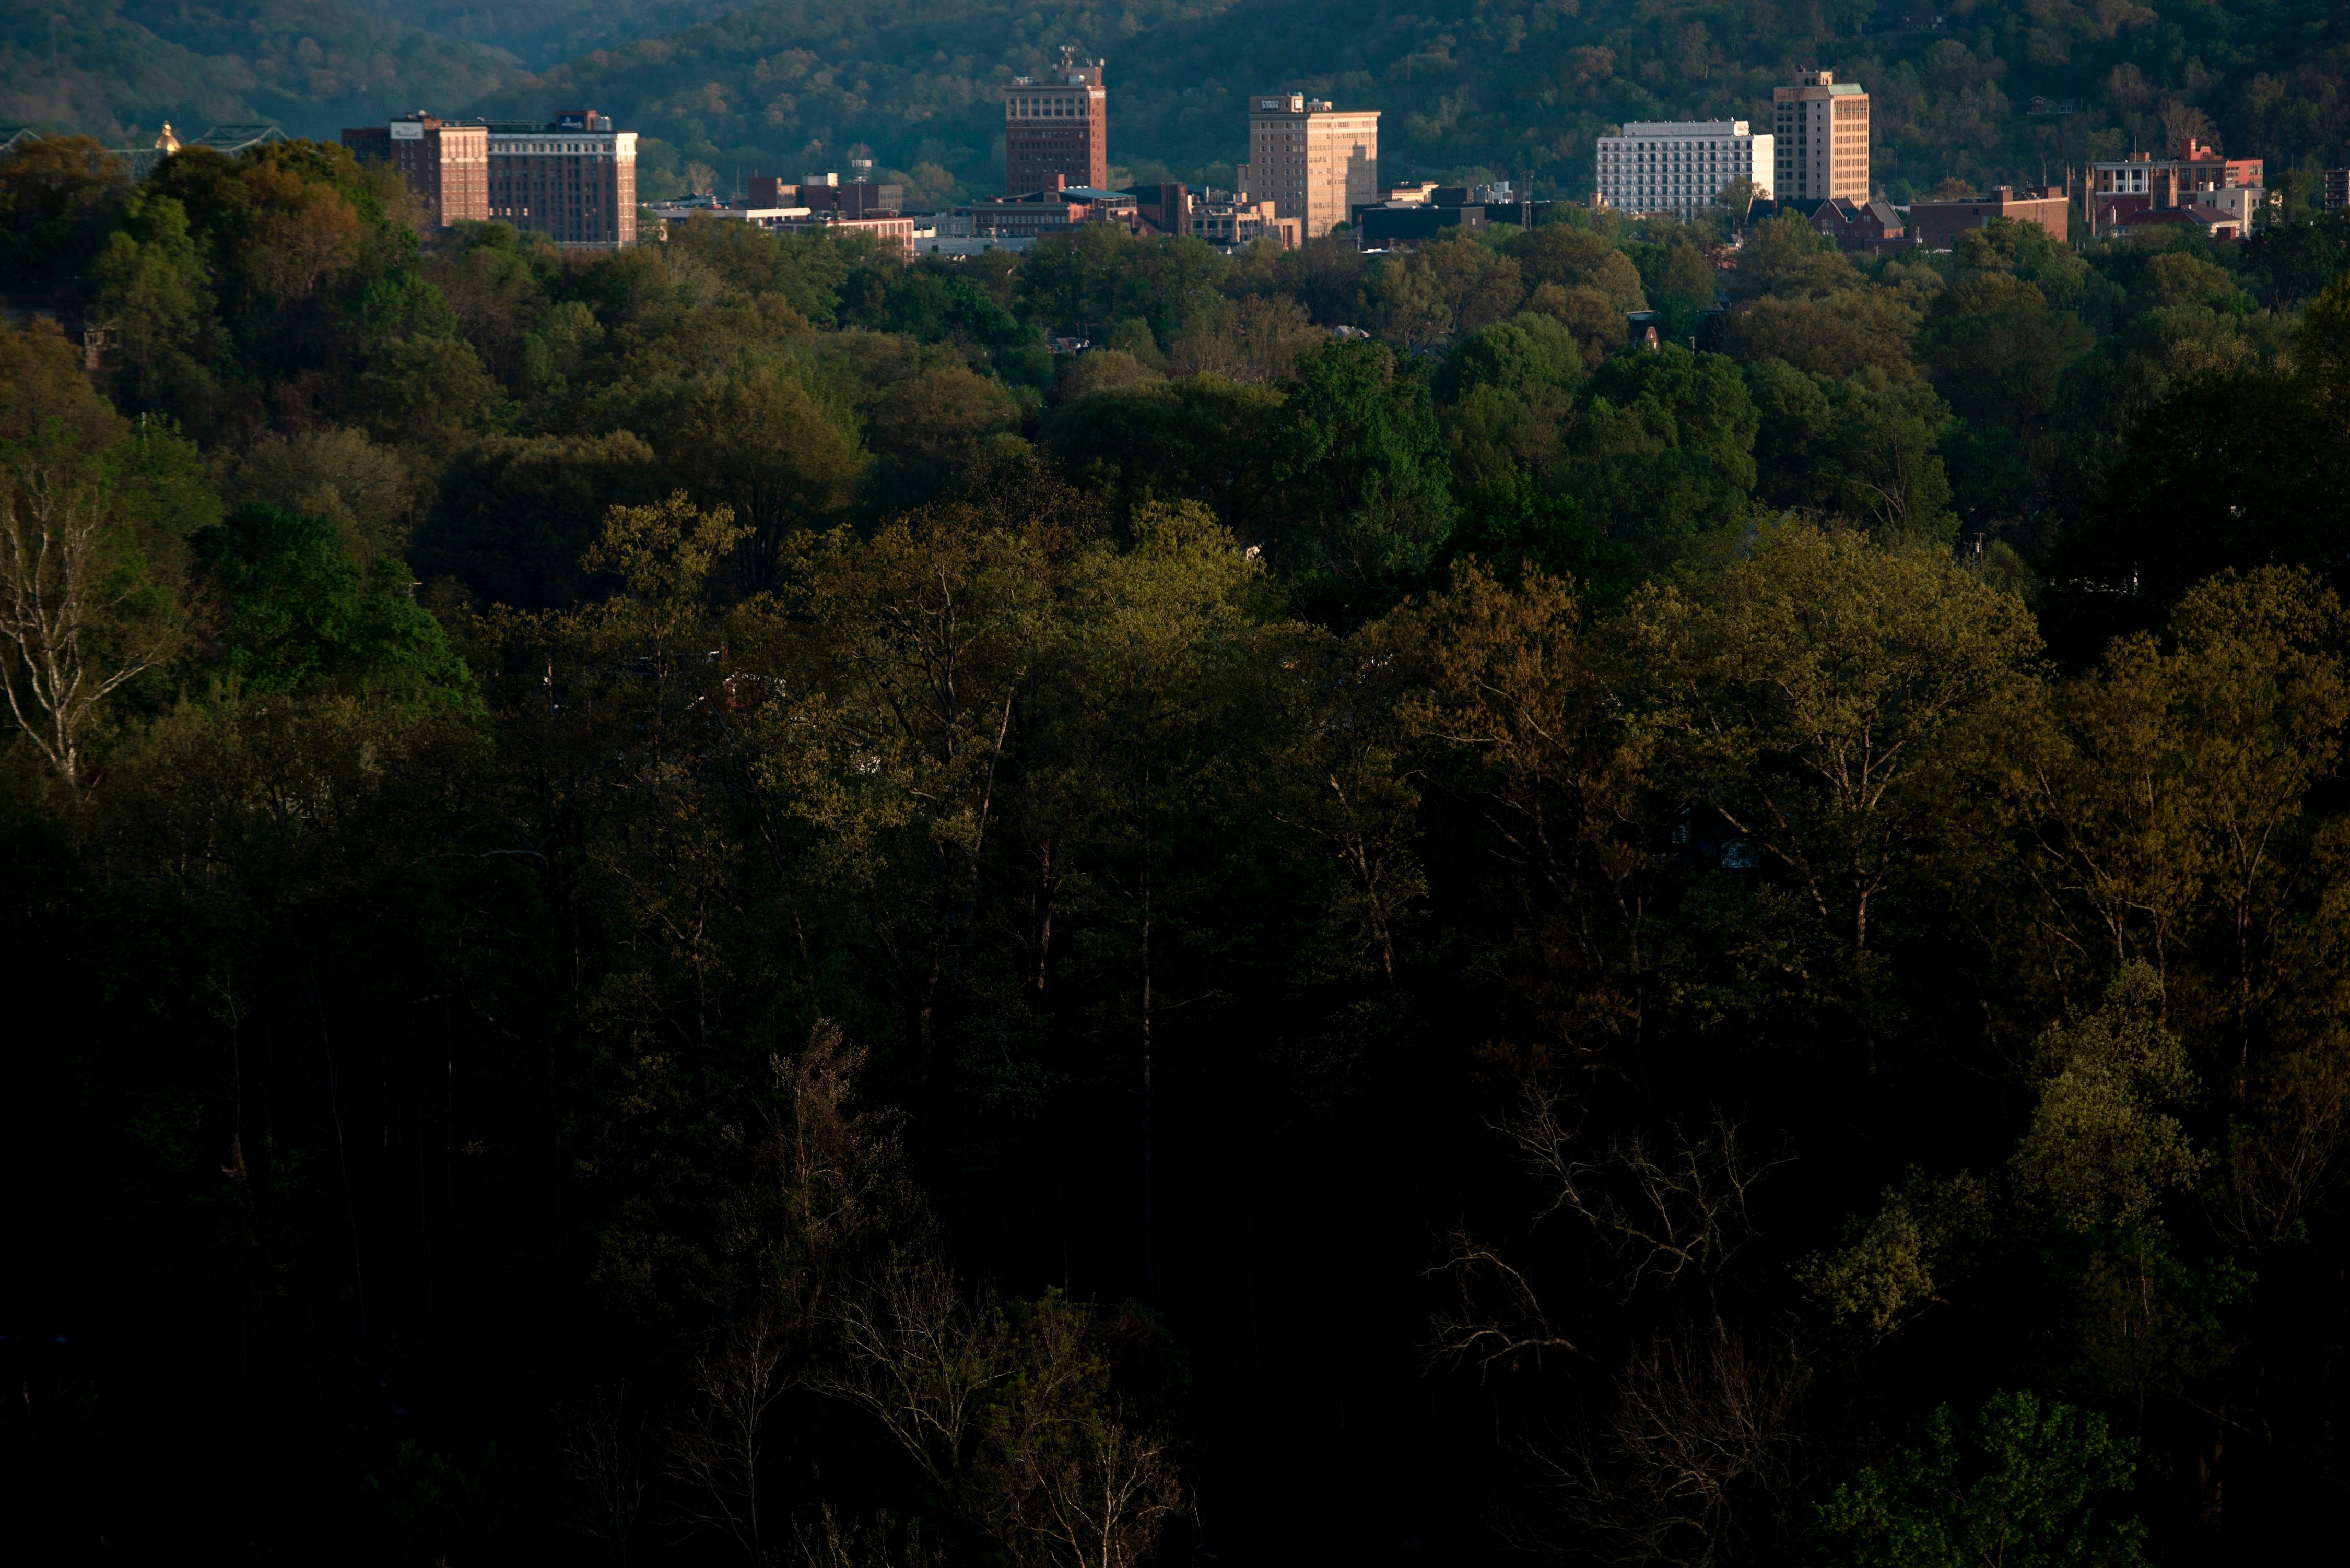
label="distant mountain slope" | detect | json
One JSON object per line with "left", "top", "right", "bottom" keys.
{"left": 463, "top": 0, "right": 2350, "bottom": 203}
{"left": 1, "top": 0, "right": 516, "bottom": 144}
{"left": 333, "top": 0, "right": 720, "bottom": 71}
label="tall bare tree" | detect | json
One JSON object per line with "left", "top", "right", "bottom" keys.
{"left": 0, "top": 458, "right": 177, "bottom": 792}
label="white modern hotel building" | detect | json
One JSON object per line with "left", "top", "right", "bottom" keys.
{"left": 1594, "top": 120, "right": 1775, "bottom": 216}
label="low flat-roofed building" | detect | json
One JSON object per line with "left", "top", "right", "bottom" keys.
{"left": 781, "top": 211, "right": 915, "bottom": 257}
{"left": 1908, "top": 185, "right": 2068, "bottom": 249}
{"left": 950, "top": 182, "right": 1136, "bottom": 239}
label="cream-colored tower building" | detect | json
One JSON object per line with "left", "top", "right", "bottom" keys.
{"left": 1772, "top": 70, "right": 1871, "bottom": 204}
{"left": 1239, "top": 93, "right": 1379, "bottom": 240}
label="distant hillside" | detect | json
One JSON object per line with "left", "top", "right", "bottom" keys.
{"left": 334, "top": 0, "right": 717, "bottom": 71}
{"left": 459, "top": 0, "right": 2350, "bottom": 204}
{"left": 8, "top": 0, "right": 2345, "bottom": 209}
{"left": 0, "top": 0, "right": 515, "bottom": 144}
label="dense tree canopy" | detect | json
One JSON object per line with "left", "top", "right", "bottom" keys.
{"left": 8, "top": 126, "right": 2350, "bottom": 1568}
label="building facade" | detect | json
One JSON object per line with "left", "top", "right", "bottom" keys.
{"left": 1908, "top": 185, "right": 2070, "bottom": 249}
{"left": 746, "top": 175, "right": 904, "bottom": 215}
{"left": 951, "top": 184, "right": 1137, "bottom": 239}
{"left": 1239, "top": 93, "right": 1379, "bottom": 240}
{"left": 1773, "top": 71, "right": 1870, "bottom": 204}
{"left": 1807, "top": 196, "right": 1906, "bottom": 253}
{"left": 2090, "top": 140, "right": 2262, "bottom": 204}
{"left": 1005, "top": 52, "right": 1108, "bottom": 196}
{"left": 1594, "top": 121, "right": 1773, "bottom": 217}
{"left": 485, "top": 113, "right": 636, "bottom": 245}
{"left": 343, "top": 115, "right": 487, "bottom": 226}
{"left": 348, "top": 111, "right": 634, "bottom": 243}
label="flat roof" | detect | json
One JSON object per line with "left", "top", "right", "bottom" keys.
{"left": 1616, "top": 121, "right": 1753, "bottom": 136}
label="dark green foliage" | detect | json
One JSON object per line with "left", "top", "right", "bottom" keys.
{"left": 1568, "top": 344, "right": 1757, "bottom": 565}
{"left": 850, "top": 264, "right": 1050, "bottom": 387}
{"left": 1817, "top": 1391, "right": 2148, "bottom": 1568}
{"left": 1747, "top": 358, "right": 1956, "bottom": 546}
{"left": 2050, "top": 370, "right": 2350, "bottom": 643}
{"left": 1041, "top": 374, "right": 1284, "bottom": 535}
{"left": 199, "top": 502, "right": 472, "bottom": 701}
{"left": 417, "top": 430, "right": 662, "bottom": 609}
{"left": 1268, "top": 337, "right": 1454, "bottom": 618}
{"left": 0, "top": 135, "right": 127, "bottom": 284}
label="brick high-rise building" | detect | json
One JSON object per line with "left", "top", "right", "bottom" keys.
{"left": 1772, "top": 70, "right": 1871, "bottom": 204}
{"left": 342, "top": 114, "right": 487, "bottom": 226}
{"left": 484, "top": 112, "right": 638, "bottom": 246}
{"left": 349, "top": 110, "right": 636, "bottom": 244}
{"left": 1239, "top": 93, "right": 1379, "bottom": 240}
{"left": 1005, "top": 50, "right": 1108, "bottom": 196}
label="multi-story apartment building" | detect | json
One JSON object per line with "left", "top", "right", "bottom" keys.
{"left": 1239, "top": 93, "right": 1379, "bottom": 240}
{"left": 483, "top": 113, "right": 637, "bottom": 246}
{"left": 343, "top": 115, "right": 487, "bottom": 226}
{"left": 348, "top": 110, "right": 636, "bottom": 244}
{"left": 1772, "top": 71, "right": 1871, "bottom": 204}
{"left": 1594, "top": 121, "right": 1773, "bottom": 217}
{"left": 1005, "top": 51, "right": 1109, "bottom": 196}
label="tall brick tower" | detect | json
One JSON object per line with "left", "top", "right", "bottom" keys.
{"left": 1004, "top": 47, "right": 1108, "bottom": 195}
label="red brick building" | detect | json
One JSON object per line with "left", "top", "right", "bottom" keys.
{"left": 1807, "top": 196, "right": 1906, "bottom": 253}
{"left": 342, "top": 115, "right": 487, "bottom": 226}
{"left": 1907, "top": 185, "right": 2069, "bottom": 250}
{"left": 1005, "top": 51, "right": 1108, "bottom": 196}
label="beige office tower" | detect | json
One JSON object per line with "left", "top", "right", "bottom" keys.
{"left": 1772, "top": 70, "right": 1871, "bottom": 204}
{"left": 1239, "top": 93, "right": 1378, "bottom": 239}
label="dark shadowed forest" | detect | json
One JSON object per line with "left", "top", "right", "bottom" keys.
{"left": 7, "top": 129, "right": 2350, "bottom": 1567}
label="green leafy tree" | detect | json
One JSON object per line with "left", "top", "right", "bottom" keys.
{"left": 1746, "top": 359, "right": 1956, "bottom": 545}
{"left": 89, "top": 193, "right": 215, "bottom": 407}
{"left": 1565, "top": 345, "right": 1757, "bottom": 568}
{"left": 1729, "top": 213, "right": 1860, "bottom": 301}
{"left": 199, "top": 503, "right": 472, "bottom": 704}
{"left": 352, "top": 334, "right": 506, "bottom": 452}
{"left": 0, "top": 135, "right": 126, "bottom": 284}
{"left": 1817, "top": 1390, "right": 2150, "bottom": 1568}
{"left": 1626, "top": 523, "right": 2046, "bottom": 1054}
{"left": 1918, "top": 274, "right": 2094, "bottom": 440}
{"left": 1267, "top": 338, "right": 1454, "bottom": 618}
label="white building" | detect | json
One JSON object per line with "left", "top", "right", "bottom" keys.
{"left": 1595, "top": 121, "right": 1773, "bottom": 218}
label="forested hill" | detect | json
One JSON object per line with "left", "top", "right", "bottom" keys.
{"left": 459, "top": 0, "right": 2350, "bottom": 204}
{"left": 332, "top": 0, "right": 722, "bottom": 70}
{"left": 0, "top": 0, "right": 516, "bottom": 145}
{"left": 10, "top": 2, "right": 2347, "bottom": 206}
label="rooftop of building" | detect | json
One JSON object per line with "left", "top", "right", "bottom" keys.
{"left": 972, "top": 186, "right": 1134, "bottom": 206}
{"left": 1912, "top": 185, "right": 2064, "bottom": 206}
{"left": 1614, "top": 121, "right": 1755, "bottom": 137}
